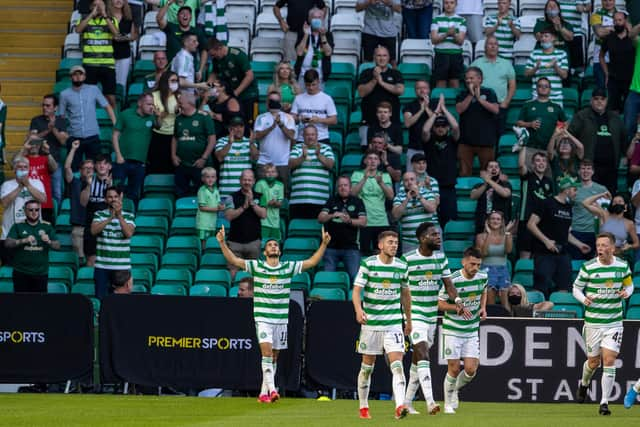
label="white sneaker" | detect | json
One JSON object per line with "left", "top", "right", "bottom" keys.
{"left": 427, "top": 401, "right": 440, "bottom": 415}
{"left": 406, "top": 405, "right": 420, "bottom": 415}
{"left": 444, "top": 405, "right": 456, "bottom": 414}
{"left": 451, "top": 390, "right": 459, "bottom": 409}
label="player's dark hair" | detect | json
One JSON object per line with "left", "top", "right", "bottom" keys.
{"left": 463, "top": 246, "right": 482, "bottom": 259}
{"left": 416, "top": 222, "right": 436, "bottom": 240}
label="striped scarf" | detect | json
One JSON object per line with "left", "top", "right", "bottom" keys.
{"left": 203, "top": 0, "right": 228, "bottom": 43}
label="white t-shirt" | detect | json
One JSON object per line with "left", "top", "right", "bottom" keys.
{"left": 0, "top": 178, "right": 45, "bottom": 239}
{"left": 290, "top": 91, "right": 337, "bottom": 142}
{"left": 171, "top": 48, "right": 195, "bottom": 89}
{"left": 254, "top": 111, "right": 296, "bottom": 166}
{"left": 632, "top": 179, "right": 640, "bottom": 234}
{"left": 456, "top": 0, "right": 483, "bottom": 15}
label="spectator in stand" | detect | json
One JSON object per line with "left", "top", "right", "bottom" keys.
{"left": 149, "top": 71, "right": 179, "bottom": 174}
{"left": 318, "top": 175, "right": 367, "bottom": 283}
{"left": 147, "top": 0, "right": 199, "bottom": 27}
{"left": 268, "top": 61, "right": 302, "bottom": 114}
{"left": 172, "top": 91, "right": 217, "bottom": 198}
{"left": 367, "top": 131, "right": 402, "bottom": 183}
{"left": 568, "top": 87, "right": 627, "bottom": 194}
{"left": 215, "top": 115, "right": 258, "bottom": 198}
{"left": 600, "top": 12, "right": 640, "bottom": 112}
{"left": 91, "top": 186, "right": 135, "bottom": 299}
{"left": 64, "top": 141, "right": 92, "bottom": 263}
{"left": 291, "top": 69, "right": 338, "bottom": 145}
{"left": 402, "top": 0, "right": 434, "bottom": 39}
{"left": 570, "top": 160, "right": 607, "bottom": 260}
{"left": 158, "top": 1, "right": 208, "bottom": 71}
{"left": 475, "top": 210, "right": 515, "bottom": 308}
{"left": 80, "top": 154, "right": 112, "bottom": 267}
{"left": 483, "top": 0, "right": 521, "bottom": 61}
{"left": 628, "top": 127, "right": 640, "bottom": 181}
{"left": 0, "top": 156, "right": 46, "bottom": 265}
{"left": 112, "top": 93, "right": 156, "bottom": 205}
{"left": 624, "top": 29, "right": 640, "bottom": 141}
{"left": 357, "top": 46, "right": 404, "bottom": 148}
{"left": 254, "top": 164, "right": 285, "bottom": 242}
{"left": 367, "top": 102, "right": 403, "bottom": 172}
{"left": 110, "top": 0, "right": 138, "bottom": 92}
{"left": 295, "top": 8, "right": 333, "bottom": 89}
{"left": 203, "top": 79, "right": 242, "bottom": 139}
{"left": 631, "top": 171, "right": 640, "bottom": 262}
{"left": 254, "top": 91, "right": 296, "bottom": 187}
{"left": 145, "top": 51, "right": 169, "bottom": 90}
{"left": 470, "top": 35, "right": 516, "bottom": 135}
{"left": 505, "top": 283, "right": 554, "bottom": 317}
{"left": 456, "top": 66, "right": 500, "bottom": 176}
{"left": 224, "top": 169, "right": 267, "bottom": 280}
{"left": 197, "top": 0, "right": 228, "bottom": 42}
{"left": 410, "top": 153, "right": 440, "bottom": 198}
{"left": 237, "top": 276, "right": 254, "bottom": 298}
{"left": 59, "top": 65, "right": 116, "bottom": 170}
{"left": 111, "top": 269, "right": 133, "bottom": 294}
{"left": 456, "top": 0, "right": 482, "bottom": 43}
{"left": 274, "top": 0, "right": 327, "bottom": 63}
{"left": 196, "top": 167, "right": 224, "bottom": 250}
{"left": 516, "top": 77, "right": 568, "bottom": 167}
{"left": 351, "top": 150, "right": 394, "bottom": 256}
{"left": 470, "top": 160, "right": 512, "bottom": 234}
{"left": 75, "top": 0, "right": 120, "bottom": 108}
{"left": 591, "top": 0, "right": 618, "bottom": 89}
{"left": 403, "top": 80, "right": 437, "bottom": 171}
{"left": 5, "top": 200, "right": 59, "bottom": 293}
{"left": 524, "top": 29, "right": 569, "bottom": 106}
{"left": 517, "top": 150, "right": 554, "bottom": 259}
{"left": 288, "top": 124, "right": 335, "bottom": 219}
{"left": 21, "top": 137, "right": 56, "bottom": 222}
{"left": 356, "top": 0, "right": 402, "bottom": 63}
{"left": 208, "top": 38, "right": 260, "bottom": 127}
{"left": 546, "top": 127, "right": 584, "bottom": 184}
{"left": 533, "top": 0, "right": 575, "bottom": 63}
{"left": 558, "top": 1, "right": 591, "bottom": 75}
{"left": 422, "top": 97, "right": 460, "bottom": 226}
{"left": 28, "top": 94, "right": 68, "bottom": 207}
{"left": 528, "top": 176, "right": 590, "bottom": 298}
{"left": 582, "top": 192, "right": 639, "bottom": 259}
{"left": 431, "top": 0, "right": 466, "bottom": 88}
{"left": 392, "top": 171, "right": 438, "bottom": 252}
{"left": 171, "top": 32, "right": 210, "bottom": 93}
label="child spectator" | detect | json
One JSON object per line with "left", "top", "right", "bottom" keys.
{"left": 196, "top": 167, "right": 225, "bottom": 250}
{"left": 254, "top": 163, "right": 285, "bottom": 241}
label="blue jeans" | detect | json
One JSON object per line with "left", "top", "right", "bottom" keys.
{"left": 323, "top": 247, "right": 361, "bottom": 284}
{"left": 113, "top": 160, "right": 146, "bottom": 204}
{"left": 94, "top": 267, "right": 113, "bottom": 300}
{"left": 624, "top": 90, "right": 640, "bottom": 142}
{"left": 403, "top": 5, "right": 433, "bottom": 39}
{"left": 50, "top": 167, "right": 63, "bottom": 208}
{"left": 484, "top": 264, "right": 511, "bottom": 291}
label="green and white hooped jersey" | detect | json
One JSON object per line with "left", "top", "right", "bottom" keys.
{"left": 482, "top": 14, "right": 521, "bottom": 59}
{"left": 402, "top": 249, "right": 451, "bottom": 326}
{"left": 439, "top": 269, "right": 487, "bottom": 338}
{"left": 573, "top": 257, "right": 632, "bottom": 329}
{"left": 354, "top": 255, "right": 409, "bottom": 331}
{"left": 289, "top": 143, "right": 334, "bottom": 206}
{"left": 245, "top": 259, "right": 303, "bottom": 325}
{"left": 216, "top": 136, "right": 253, "bottom": 197}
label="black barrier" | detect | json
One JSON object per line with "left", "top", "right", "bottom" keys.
{"left": 305, "top": 301, "right": 640, "bottom": 403}
{"left": 0, "top": 294, "right": 94, "bottom": 384}
{"left": 100, "top": 295, "right": 303, "bottom": 391}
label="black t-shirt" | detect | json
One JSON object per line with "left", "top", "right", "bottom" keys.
{"left": 358, "top": 67, "right": 404, "bottom": 127}
{"left": 455, "top": 87, "right": 499, "bottom": 147}
{"left": 403, "top": 98, "right": 438, "bottom": 150}
{"left": 531, "top": 196, "right": 573, "bottom": 255}
{"left": 519, "top": 171, "right": 554, "bottom": 222}
{"left": 472, "top": 178, "right": 513, "bottom": 233}
{"left": 85, "top": 178, "right": 110, "bottom": 227}
{"left": 113, "top": 18, "right": 133, "bottom": 59}
{"left": 366, "top": 121, "right": 403, "bottom": 170}
{"left": 601, "top": 33, "right": 636, "bottom": 82}
{"left": 593, "top": 113, "right": 615, "bottom": 168}
{"left": 275, "top": 0, "right": 326, "bottom": 32}
{"left": 29, "top": 115, "right": 68, "bottom": 162}
{"left": 228, "top": 190, "right": 263, "bottom": 243}
{"left": 424, "top": 134, "right": 458, "bottom": 187}
{"left": 321, "top": 195, "right": 366, "bottom": 250}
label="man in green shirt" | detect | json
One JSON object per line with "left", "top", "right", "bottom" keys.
{"left": 113, "top": 93, "right": 155, "bottom": 204}
{"left": 208, "top": 38, "right": 259, "bottom": 127}
{"left": 254, "top": 163, "right": 284, "bottom": 241}
{"left": 624, "top": 37, "right": 640, "bottom": 140}
{"left": 171, "top": 91, "right": 217, "bottom": 197}
{"left": 6, "top": 200, "right": 60, "bottom": 292}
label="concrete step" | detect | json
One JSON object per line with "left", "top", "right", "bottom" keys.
{"left": 0, "top": 32, "right": 66, "bottom": 49}
{"left": 1, "top": 81, "right": 54, "bottom": 96}
{"left": 0, "top": 46, "right": 61, "bottom": 56}
{"left": 0, "top": 0, "right": 72, "bottom": 8}
{"left": 2, "top": 95, "right": 47, "bottom": 104}
{"left": 0, "top": 57, "right": 60, "bottom": 72}
{"left": 0, "top": 70, "right": 56, "bottom": 79}
{"left": 7, "top": 105, "right": 41, "bottom": 120}
{"left": 0, "top": 23, "right": 68, "bottom": 32}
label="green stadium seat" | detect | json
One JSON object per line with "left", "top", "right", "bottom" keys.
{"left": 55, "top": 214, "right": 72, "bottom": 233}
{"left": 143, "top": 174, "right": 175, "bottom": 195}
{"left": 580, "top": 88, "right": 592, "bottom": 108}
{"left": 155, "top": 268, "right": 192, "bottom": 290}
{"left": 512, "top": 272, "right": 534, "bottom": 289}
{"left": 161, "top": 252, "right": 198, "bottom": 274}
{"left": 132, "top": 268, "right": 153, "bottom": 290}
{"left": 313, "top": 271, "right": 350, "bottom": 293}
{"left": 57, "top": 233, "right": 73, "bottom": 252}
{"left": 291, "top": 272, "right": 311, "bottom": 292}
{"left": 358, "top": 62, "right": 375, "bottom": 77}
{"left": 344, "top": 131, "right": 361, "bottom": 155}
{"left": 498, "top": 134, "right": 517, "bottom": 155}
{"left": 553, "top": 304, "right": 584, "bottom": 318}
{"left": 0, "top": 282, "right": 14, "bottom": 293}
{"left": 132, "top": 59, "right": 155, "bottom": 80}
{"left": 233, "top": 270, "right": 252, "bottom": 286}
{"left": 442, "top": 240, "right": 473, "bottom": 259}
{"left": 130, "top": 235, "right": 164, "bottom": 259}
{"left": 443, "top": 220, "right": 475, "bottom": 240}
{"left": 132, "top": 284, "right": 149, "bottom": 294}
{"left": 310, "top": 287, "right": 346, "bottom": 300}
{"left": 526, "top": 290, "right": 545, "bottom": 304}
{"left": 72, "top": 283, "right": 95, "bottom": 296}
{"left": 456, "top": 199, "right": 477, "bottom": 220}
{"left": 497, "top": 154, "right": 518, "bottom": 176}
{"left": 48, "top": 282, "right": 69, "bottom": 294}
{"left": 626, "top": 307, "right": 640, "bottom": 319}
{"left": 251, "top": 61, "right": 277, "bottom": 82}
{"left": 508, "top": 178, "right": 521, "bottom": 194}
{"left": 325, "top": 80, "right": 353, "bottom": 106}
{"left": 510, "top": 88, "right": 532, "bottom": 109}
{"left": 134, "top": 215, "right": 169, "bottom": 238}
{"left": 53, "top": 79, "right": 71, "bottom": 96}
{"left": 562, "top": 88, "right": 579, "bottom": 111}
{"left": 514, "top": 259, "right": 534, "bottom": 274}
{"left": 194, "top": 269, "right": 231, "bottom": 289}
{"left": 59, "top": 198, "right": 71, "bottom": 216}
{"left": 287, "top": 219, "right": 322, "bottom": 239}
{"left": 48, "top": 266, "right": 74, "bottom": 289}
{"left": 190, "top": 283, "right": 227, "bottom": 297}
{"left": 348, "top": 111, "right": 362, "bottom": 134}
{"left": 57, "top": 58, "right": 82, "bottom": 81}
{"left": 455, "top": 177, "right": 483, "bottom": 198}
{"left": 505, "top": 108, "right": 521, "bottom": 131}
{"left": 166, "top": 236, "right": 200, "bottom": 258}
{"left": 627, "top": 293, "right": 640, "bottom": 309}
{"left": 330, "top": 62, "right": 356, "bottom": 83}
{"left": 137, "top": 197, "right": 173, "bottom": 220}
{"left": 549, "top": 292, "right": 580, "bottom": 305}
{"left": 398, "top": 62, "right": 430, "bottom": 82}
{"left": 130, "top": 253, "right": 158, "bottom": 278}
{"left": 448, "top": 257, "right": 462, "bottom": 271}
{"left": 126, "top": 82, "right": 144, "bottom": 106}
{"left": 200, "top": 253, "right": 228, "bottom": 270}
{"left": 228, "top": 286, "right": 239, "bottom": 297}
{"left": 283, "top": 237, "right": 318, "bottom": 257}
{"left": 204, "top": 236, "right": 222, "bottom": 255}
{"left": 340, "top": 153, "right": 363, "bottom": 176}
{"left": 170, "top": 216, "right": 197, "bottom": 236}
{"left": 175, "top": 196, "right": 198, "bottom": 217}
{"left": 49, "top": 251, "right": 79, "bottom": 274}
{"left": 76, "top": 267, "right": 95, "bottom": 285}
{"left": 151, "top": 284, "right": 187, "bottom": 296}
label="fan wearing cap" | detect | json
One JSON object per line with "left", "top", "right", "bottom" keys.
{"left": 527, "top": 176, "right": 590, "bottom": 298}
{"left": 568, "top": 87, "right": 626, "bottom": 194}
{"left": 215, "top": 115, "right": 259, "bottom": 198}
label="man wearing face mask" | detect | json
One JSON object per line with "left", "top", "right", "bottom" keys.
{"left": 294, "top": 7, "right": 333, "bottom": 88}
{"left": 254, "top": 91, "right": 296, "bottom": 189}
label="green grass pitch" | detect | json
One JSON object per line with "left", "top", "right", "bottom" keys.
{"left": 0, "top": 395, "right": 636, "bottom": 426}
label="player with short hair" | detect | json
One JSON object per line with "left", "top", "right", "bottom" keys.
{"left": 217, "top": 224, "right": 330, "bottom": 403}
{"left": 438, "top": 246, "right": 487, "bottom": 414}
{"left": 574, "top": 232, "right": 633, "bottom": 416}
{"left": 402, "top": 222, "right": 468, "bottom": 415}
{"left": 352, "top": 230, "right": 412, "bottom": 420}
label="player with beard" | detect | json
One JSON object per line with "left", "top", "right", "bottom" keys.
{"left": 217, "top": 225, "right": 330, "bottom": 403}
{"left": 402, "top": 222, "right": 468, "bottom": 415}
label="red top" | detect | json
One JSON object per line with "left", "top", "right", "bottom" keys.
{"left": 28, "top": 155, "right": 52, "bottom": 209}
